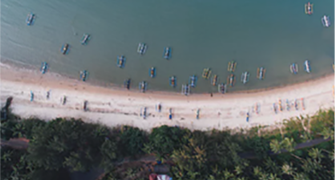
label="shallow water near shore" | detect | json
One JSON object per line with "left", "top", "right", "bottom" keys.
{"left": 1, "top": 0, "right": 334, "bottom": 93}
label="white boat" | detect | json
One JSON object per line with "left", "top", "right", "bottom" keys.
{"left": 304, "top": 60, "right": 311, "bottom": 73}
{"left": 241, "top": 72, "right": 249, "bottom": 84}
{"left": 321, "top": 15, "right": 331, "bottom": 27}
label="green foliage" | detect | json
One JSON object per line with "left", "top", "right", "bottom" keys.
{"left": 1, "top": 109, "right": 333, "bottom": 180}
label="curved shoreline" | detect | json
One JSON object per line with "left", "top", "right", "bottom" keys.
{"left": 0, "top": 62, "right": 334, "bottom": 131}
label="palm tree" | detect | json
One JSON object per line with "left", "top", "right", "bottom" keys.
{"left": 270, "top": 139, "right": 282, "bottom": 153}
{"left": 281, "top": 163, "right": 295, "bottom": 176}
{"left": 320, "top": 128, "right": 334, "bottom": 140}
{"left": 308, "top": 148, "right": 324, "bottom": 163}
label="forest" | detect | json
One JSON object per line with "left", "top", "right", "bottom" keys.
{"left": 1, "top": 108, "right": 334, "bottom": 180}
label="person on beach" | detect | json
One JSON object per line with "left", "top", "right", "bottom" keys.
{"left": 30, "top": 91, "right": 34, "bottom": 102}
{"left": 46, "top": 90, "right": 50, "bottom": 99}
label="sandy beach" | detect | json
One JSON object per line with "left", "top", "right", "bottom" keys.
{"left": 0, "top": 63, "right": 334, "bottom": 131}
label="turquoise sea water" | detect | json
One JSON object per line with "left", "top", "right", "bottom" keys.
{"left": 1, "top": 0, "right": 334, "bottom": 93}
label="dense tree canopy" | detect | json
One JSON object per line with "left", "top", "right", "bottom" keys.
{"left": 1, "top": 109, "right": 334, "bottom": 180}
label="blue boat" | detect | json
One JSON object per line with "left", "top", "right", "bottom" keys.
{"left": 149, "top": 67, "right": 156, "bottom": 78}
{"left": 286, "top": 99, "right": 290, "bottom": 111}
{"left": 218, "top": 83, "right": 227, "bottom": 94}
{"left": 137, "top": 43, "right": 147, "bottom": 54}
{"left": 81, "top": 34, "right": 90, "bottom": 45}
{"left": 169, "top": 108, "right": 173, "bottom": 120}
{"left": 117, "top": 56, "right": 126, "bottom": 68}
{"left": 40, "top": 62, "right": 48, "bottom": 74}
{"left": 140, "top": 107, "right": 147, "bottom": 119}
{"left": 189, "top": 75, "right": 197, "bottom": 87}
{"left": 246, "top": 112, "right": 249, "bottom": 122}
{"left": 139, "top": 81, "right": 147, "bottom": 93}
{"left": 61, "top": 44, "right": 69, "bottom": 55}
{"left": 26, "top": 13, "right": 35, "bottom": 25}
{"left": 163, "top": 47, "right": 171, "bottom": 59}
{"left": 80, "top": 70, "right": 88, "bottom": 82}
{"left": 290, "top": 63, "right": 298, "bottom": 74}
{"left": 196, "top": 109, "right": 200, "bottom": 119}
{"left": 124, "top": 79, "right": 131, "bottom": 90}
{"left": 169, "top": 76, "right": 176, "bottom": 87}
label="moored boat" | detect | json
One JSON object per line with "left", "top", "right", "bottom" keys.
{"left": 305, "top": 2, "right": 313, "bottom": 15}
{"left": 26, "top": 13, "right": 35, "bottom": 25}
{"left": 40, "top": 62, "right": 48, "bottom": 74}
{"left": 202, "top": 68, "right": 211, "bottom": 79}
{"left": 181, "top": 84, "right": 191, "bottom": 96}
{"left": 137, "top": 43, "right": 147, "bottom": 54}
{"left": 124, "top": 79, "right": 131, "bottom": 90}
{"left": 163, "top": 47, "right": 171, "bottom": 59}
{"left": 169, "top": 76, "right": 176, "bottom": 87}
{"left": 218, "top": 83, "right": 227, "bottom": 94}
{"left": 61, "top": 44, "right": 69, "bottom": 54}
{"left": 80, "top": 70, "right": 88, "bottom": 81}
{"left": 304, "top": 60, "right": 311, "bottom": 73}
{"left": 189, "top": 75, "right": 197, "bottom": 87}
{"left": 241, "top": 71, "right": 250, "bottom": 84}
{"left": 117, "top": 56, "right": 126, "bottom": 68}
{"left": 227, "top": 74, "right": 235, "bottom": 87}
{"left": 290, "top": 63, "right": 298, "bottom": 74}
{"left": 227, "top": 61, "right": 237, "bottom": 72}
{"left": 149, "top": 67, "right": 156, "bottom": 78}
{"left": 212, "top": 75, "right": 218, "bottom": 86}
{"left": 81, "top": 34, "right": 90, "bottom": 45}
{"left": 257, "top": 67, "right": 266, "bottom": 80}
{"left": 321, "top": 15, "right": 331, "bottom": 27}
{"left": 139, "top": 81, "right": 147, "bottom": 93}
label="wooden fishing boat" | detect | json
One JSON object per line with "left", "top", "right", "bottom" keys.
{"left": 211, "top": 75, "right": 218, "bottom": 86}
{"left": 202, "top": 68, "right": 211, "bottom": 79}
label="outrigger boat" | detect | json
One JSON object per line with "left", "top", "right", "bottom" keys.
{"left": 169, "top": 76, "right": 176, "bottom": 87}
{"left": 294, "top": 99, "right": 299, "bottom": 110}
{"left": 257, "top": 67, "right": 266, "bottom": 80}
{"left": 227, "top": 74, "right": 235, "bottom": 87}
{"left": 218, "top": 83, "right": 227, "bottom": 94}
{"left": 139, "top": 81, "right": 147, "bottom": 93}
{"left": 80, "top": 70, "right": 88, "bottom": 82}
{"left": 286, "top": 99, "right": 290, "bottom": 111}
{"left": 273, "top": 103, "right": 278, "bottom": 114}
{"left": 321, "top": 15, "right": 331, "bottom": 27}
{"left": 26, "top": 13, "right": 35, "bottom": 25}
{"left": 81, "top": 34, "right": 90, "bottom": 45}
{"left": 181, "top": 84, "right": 191, "bottom": 96}
{"left": 254, "top": 103, "right": 260, "bottom": 114}
{"left": 241, "top": 71, "right": 250, "bottom": 84}
{"left": 211, "top": 75, "right": 218, "bottom": 86}
{"left": 227, "top": 61, "right": 237, "bottom": 72}
{"left": 202, "top": 68, "right": 211, "bottom": 79}
{"left": 137, "top": 43, "right": 147, "bottom": 54}
{"left": 304, "top": 60, "right": 311, "bottom": 73}
{"left": 124, "top": 79, "right": 131, "bottom": 90}
{"left": 290, "top": 63, "right": 298, "bottom": 74}
{"left": 61, "top": 43, "right": 69, "bottom": 55}
{"left": 163, "top": 47, "right": 171, "bottom": 59}
{"left": 301, "top": 98, "right": 305, "bottom": 110}
{"left": 189, "top": 75, "right": 197, "bottom": 87}
{"left": 278, "top": 99, "right": 283, "bottom": 112}
{"left": 305, "top": 2, "right": 313, "bottom": 15}
{"left": 40, "top": 62, "right": 48, "bottom": 74}
{"left": 149, "top": 67, "right": 156, "bottom": 78}
{"left": 117, "top": 56, "right": 126, "bottom": 68}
